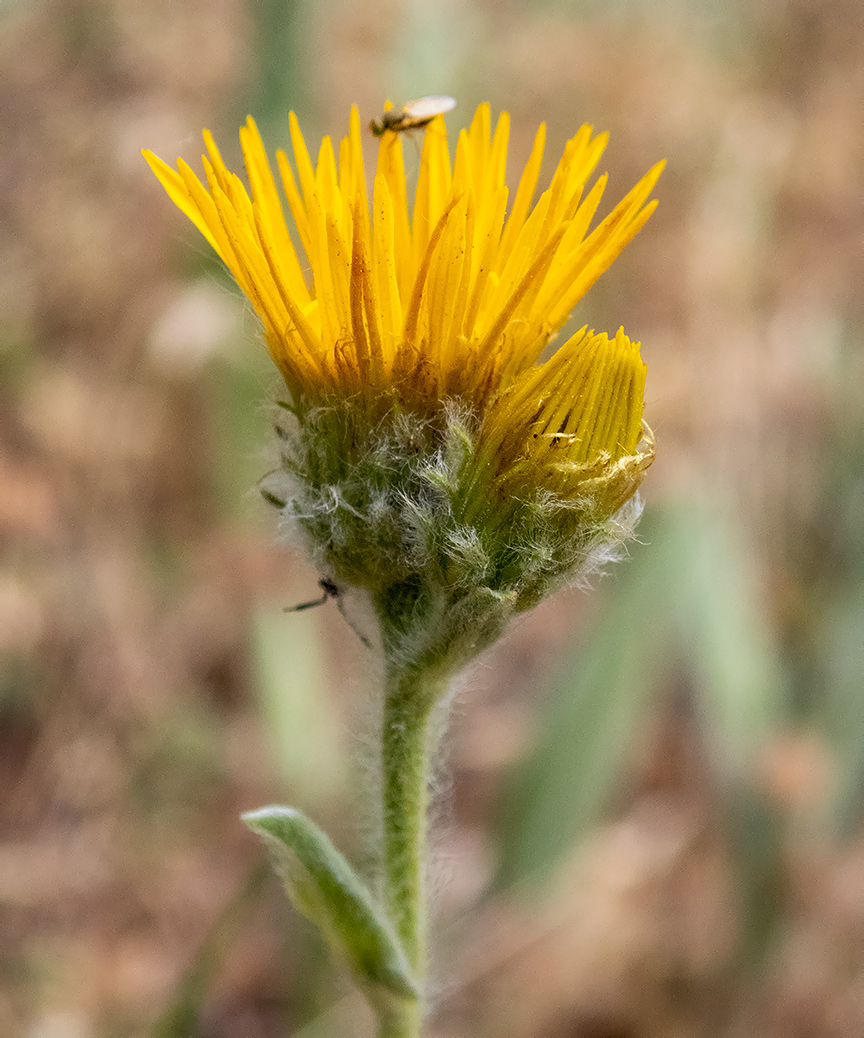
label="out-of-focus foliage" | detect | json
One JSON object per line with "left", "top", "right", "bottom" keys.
{"left": 498, "top": 506, "right": 786, "bottom": 888}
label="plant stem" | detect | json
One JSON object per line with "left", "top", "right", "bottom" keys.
{"left": 376, "top": 998, "right": 423, "bottom": 1038}
{"left": 378, "top": 658, "right": 450, "bottom": 1037}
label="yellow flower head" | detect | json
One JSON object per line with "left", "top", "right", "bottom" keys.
{"left": 145, "top": 105, "right": 662, "bottom": 615}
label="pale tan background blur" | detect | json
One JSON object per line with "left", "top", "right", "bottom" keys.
{"left": 2, "top": 0, "right": 863, "bottom": 1035}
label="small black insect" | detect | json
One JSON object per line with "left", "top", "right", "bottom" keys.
{"left": 285, "top": 578, "right": 341, "bottom": 612}
{"left": 285, "top": 578, "right": 372, "bottom": 648}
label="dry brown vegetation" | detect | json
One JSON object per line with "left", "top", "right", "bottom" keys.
{"left": 2, "top": 0, "right": 864, "bottom": 1034}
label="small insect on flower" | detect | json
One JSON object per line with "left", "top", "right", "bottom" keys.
{"left": 285, "top": 579, "right": 373, "bottom": 649}
{"left": 286, "top": 578, "right": 341, "bottom": 612}
{"left": 369, "top": 95, "right": 456, "bottom": 137}
{"left": 534, "top": 432, "right": 578, "bottom": 449}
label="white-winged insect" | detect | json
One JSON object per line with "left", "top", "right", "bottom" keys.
{"left": 369, "top": 95, "right": 456, "bottom": 137}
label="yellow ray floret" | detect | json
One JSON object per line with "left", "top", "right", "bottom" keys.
{"left": 143, "top": 104, "right": 663, "bottom": 421}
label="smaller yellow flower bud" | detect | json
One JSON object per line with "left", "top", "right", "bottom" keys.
{"left": 465, "top": 326, "right": 654, "bottom": 527}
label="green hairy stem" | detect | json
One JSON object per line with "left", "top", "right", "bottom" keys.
{"left": 378, "top": 658, "right": 450, "bottom": 1037}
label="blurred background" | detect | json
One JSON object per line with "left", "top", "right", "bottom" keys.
{"left": 2, "top": 0, "right": 863, "bottom": 1034}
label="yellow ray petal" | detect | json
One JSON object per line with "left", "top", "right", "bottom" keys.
{"left": 142, "top": 149, "right": 222, "bottom": 255}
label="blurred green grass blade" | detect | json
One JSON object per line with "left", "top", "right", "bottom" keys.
{"left": 387, "top": 4, "right": 470, "bottom": 102}
{"left": 725, "top": 786, "right": 785, "bottom": 969}
{"left": 672, "top": 509, "right": 788, "bottom": 964}
{"left": 674, "top": 510, "right": 786, "bottom": 780}
{"left": 496, "top": 509, "right": 683, "bottom": 887}
{"left": 808, "top": 341, "right": 864, "bottom": 836}
{"left": 496, "top": 507, "right": 788, "bottom": 895}
{"left": 246, "top": 0, "right": 312, "bottom": 131}
{"left": 153, "top": 862, "right": 270, "bottom": 1038}
{"left": 816, "top": 587, "right": 864, "bottom": 834}
{"left": 206, "top": 352, "right": 276, "bottom": 519}
{"left": 251, "top": 606, "right": 346, "bottom": 808}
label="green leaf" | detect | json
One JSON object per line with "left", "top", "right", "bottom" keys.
{"left": 242, "top": 806, "right": 418, "bottom": 1007}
